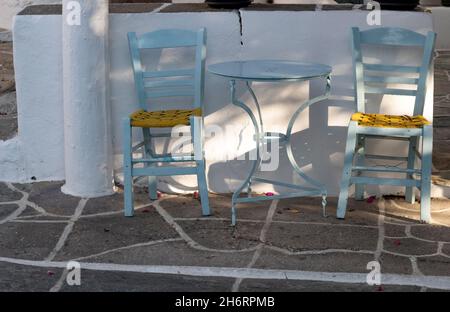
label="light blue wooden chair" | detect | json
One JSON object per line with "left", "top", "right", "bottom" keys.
{"left": 123, "top": 28, "right": 210, "bottom": 217}
{"left": 337, "top": 27, "right": 436, "bottom": 223}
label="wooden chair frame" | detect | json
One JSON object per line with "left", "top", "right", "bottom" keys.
{"left": 123, "top": 28, "right": 210, "bottom": 217}
{"left": 337, "top": 27, "right": 436, "bottom": 223}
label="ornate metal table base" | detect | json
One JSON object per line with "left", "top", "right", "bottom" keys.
{"left": 208, "top": 60, "right": 332, "bottom": 225}
{"left": 229, "top": 78, "right": 331, "bottom": 225}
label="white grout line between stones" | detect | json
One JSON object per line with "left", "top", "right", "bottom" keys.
{"left": 74, "top": 238, "right": 184, "bottom": 262}
{"left": 265, "top": 245, "right": 374, "bottom": 256}
{"left": 375, "top": 198, "right": 386, "bottom": 262}
{"left": 153, "top": 200, "right": 258, "bottom": 254}
{"left": 232, "top": 200, "right": 279, "bottom": 292}
{"left": 45, "top": 198, "right": 88, "bottom": 262}
{"left": 9, "top": 219, "right": 70, "bottom": 224}
{"left": 173, "top": 217, "right": 379, "bottom": 229}
{"left": 1, "top": 257, "right": 450, "bottom": 290}
{"left": 48, "top": 238, "right": 183, "bottom": 292}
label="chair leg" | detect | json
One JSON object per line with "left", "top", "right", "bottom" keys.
{"left": 196, "top": 160, "right": 211, "bottom": 216}
{"left": 142, "top": 128, "right": 158, "bottom": 200}
{"left": 405, "top": 136, "right": 418, "bottom": 204}
{"left": 355, "top": 135, "right": 365, "bottom": 200}
{"left": 123, "top": 118, "right": 134, "bottom": 217}
{"left": 191, "top": 116, "right": 210, "bottom": 216}
{"left": 420, "top": 125, "right": 432, "bottom": 223}
{"left": 337, "top": 120, "right": 358, "bottom": 219}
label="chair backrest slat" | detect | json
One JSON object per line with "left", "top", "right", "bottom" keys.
{"left": 363, "top": 63, "right": 421, "bottom": 74}
{"left": 364, "top": 86, "right": 417, "bottom": 97}
{"left": 351, "top": 27, "right": 436, "bottom": 115}
{"left": 128, "top": 28, "right": 206, "bottom": 111}
{"left": 138, "top": 29, "right": 198, "bottom": 49}
{"left": 359, "top": 27, "right": 427, "bottom": 46}
{"left": 144, "top": 79, "right": 194, "bottom": 89}
{"left": 364, "top": 76, "right": 419, "bottom": 85}
{"left": 146, "top": 89, "right": 195, "bottom": 98}
{"left": 143, "top": 69, "right": 195, "bottom": 79}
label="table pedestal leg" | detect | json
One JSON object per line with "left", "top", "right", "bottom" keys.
{"left": 230, "top": 80, "right": 263, "bottom": 225}
{"left": 230, "top": 76, "right": 331, "bottom": 225}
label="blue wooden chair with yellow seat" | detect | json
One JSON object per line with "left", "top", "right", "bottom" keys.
{"left": 337, "top": 27, "right": 436, "bottom": 223}
{"left": 123, "top": 28, "right": 210, "bottom": 217}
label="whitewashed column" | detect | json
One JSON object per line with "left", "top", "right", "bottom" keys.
{"left": 61, "top": 0, "right": 113, "bottom": 197}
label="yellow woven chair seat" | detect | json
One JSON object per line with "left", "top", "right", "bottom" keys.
{"left": 351, "top": 112, "right": 430, "bottom": 128}
{"left": 130, "top": 108, "right": 202, "bottom": 128}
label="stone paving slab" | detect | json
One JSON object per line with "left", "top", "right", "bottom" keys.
{"left": 435, "top": 73, "right": 450, "bottom": 97}
{"left": 435, "top": 94, "right": 450, "bottom": 108}
{"left": 0, "top": 181, "right": 449, "bottom": 292}
{"left": 434, "top": 107, "right": 450, "bottom": 116}
{"left": 26, "top": 182, "right": 81, "bottom": 216}
{"left": 384, "top": 223, "right": 406, "bottom": 237}
{"left": 161, "top": 194, "right": 271, "bottom": 221}
{"left": 0, "top": 40, "right": 16, "bottom": 140}
{"left": 0, "top": 222, "right": 66, "bottom": 260}
{"left": 88, "top": 240, "right": 255, "bottom": 268}
{"left": 55, "top": 211, "right": 179, "bottom": 261}
{"left": 83, "top": 188, "right": 151, "bottom": 216}
{"left": 378, "top": 253, "right": 414, "bottom": 275}
{"left": 442, "top": 244, "right": 450, "bottom": 257}
{"left": 433, "top": 51, "right": 450, "bottom": 187}
{"left": 18, "top": 206, "right": 41, "bottom": 217}
{"left": 417, "top": 256, "right": 450, "bottom": 276}
{"left": 0, "top": 262, "right": 62, "bottom": 292}
{"left": 275, "top": 197, "right": 379, "bottom": 226}
{"left": 433, "top": 152, "right": 450, "bottom": 171}
{"left": 238, "top": 279, "right": 421, "bottom": 292}
{"left": 0, "top": 42, "right": 14, "bottom": 94}
{"left": 0, "top": 116, "right": 17, "bottom": 141}
{"left": 59, "top": 271, "right": 235, "bottom": 292}
{"left": 265, "top": 222, "right": 378, "bottom": 252}
{"left": 0, "top": 182, "right": 22, "bottom": 201}
{"left": 176, "top": 219, "right": 263, "bottom": 251}
{"left": 435, "top": 141, "right": 450, "bottom": 154}
{"left": 434, "top": 128, "right": 450, "bottom": 142}
{"left": 383, "top": 237, "right": 438, "bottom": 256}
{"left": 0, "top": 204, "right": 18, "bottom": 219}
{"left": 412, "top": 225, "right": 450, "bottom": 242}
{"left": 254, "top": 249, "right": 374, "bottom": 273}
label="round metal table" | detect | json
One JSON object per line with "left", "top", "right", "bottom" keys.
{"left": 208, "top": 60, "right": 332, "bottom": 225}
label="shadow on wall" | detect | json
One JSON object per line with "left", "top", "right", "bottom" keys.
{"left": 206, "top": 78, "right": 352, "bottom": 197}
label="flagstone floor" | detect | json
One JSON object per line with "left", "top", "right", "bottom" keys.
{"left": 433, "top": 50, "right": 450, "bottom": 187}
{"left": 0, "top": 181, "right": 449, "bottom": 292}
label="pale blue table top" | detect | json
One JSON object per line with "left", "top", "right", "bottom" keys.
{"left": 208, "top": 60, "right": 332, "bottom": 81}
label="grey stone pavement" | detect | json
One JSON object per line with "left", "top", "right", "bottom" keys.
{"left": 433, "top": 50, "right": 450, "bottom": 187}
{"left": 0, "top": 35, "right": 16, "bottom": 141}
{"left": 0, "top": 181, "right": 449, "bottom": 292}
